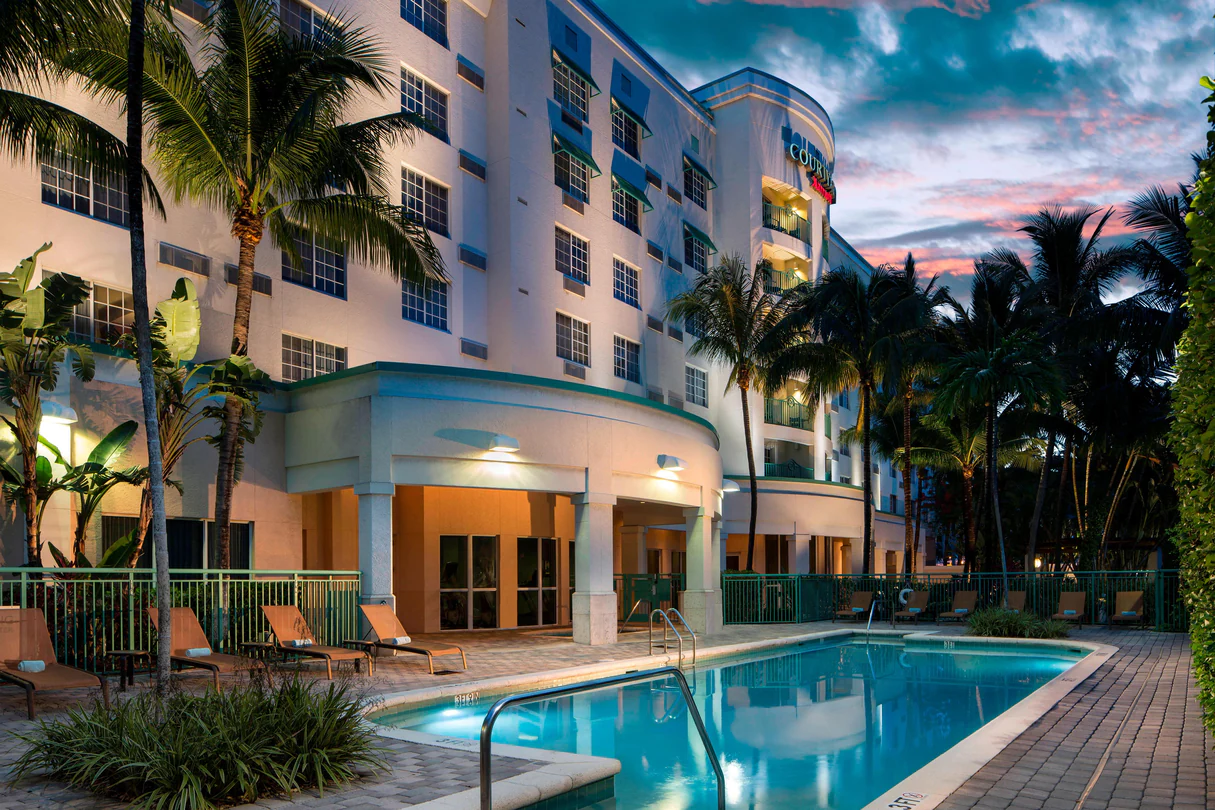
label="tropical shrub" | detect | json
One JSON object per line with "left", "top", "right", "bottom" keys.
{"left": 12, "top": 676, "right": 384, "bottom": 809}
{"left": 1172, "top": 75, "right": 1215, "bottom": 733}
{"left": 966, "top": 607, "right": 1070, "bottom": 640}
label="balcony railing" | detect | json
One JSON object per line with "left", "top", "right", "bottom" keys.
{"left": 763, "top": 269, "right": 802, "bottom": 295}
{"left": 764, "top": 396, "right": 811, "bottom": 430}
{"left": 762, "top": 199, "right": 812, "bottom": 244}
{"left": 764, "top": 459, "right": 814, "bottom": 479}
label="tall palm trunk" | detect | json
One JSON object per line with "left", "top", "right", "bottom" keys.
{"left": 214, "top": 228, "right": 260, "bottom": 569}
{"left": 19, "top": 408, "right": 39, "bottom": 564}
{"left": 740, "top": 383, "right": 758, "bottom": 572}
{"left": 1052, "top": 434, "right": 1072, "bottom": 547}
{"left": 902, "top": 382, "right": 914, "bottom": 575}
{"left": 913, "top": 466, "right": 925, "bottom": 563}
{"left": 124, "top": 0, "right": 171, "bottom": 689}
{"left": 961, "top": 468, "right": 976, "bottom": 573}
{"left": 861, "top": 382, "right": 873, "bottom": 575}
{"left": 983, "top": 402, "right": 997, "bottom": 570}
{"left": 989, "top": 400, "right": 1010, "bottom": 604}
{"left": 1026, "top": 430, "right": 1056, "bottom": 569}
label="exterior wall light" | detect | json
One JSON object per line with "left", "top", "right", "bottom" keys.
{"left": 487, "top": 434, "right": 520, "bottom": 453}
{"left": 657, "top": 454, "right": 685, "bottom": 472}
{"left": 722, "top": 479, "right": 740, "bottom": 492}
{"left": 40, "top": 401, "right": 78, "bottom": 425}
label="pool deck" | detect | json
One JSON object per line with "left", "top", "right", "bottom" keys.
{"left": 0, "top": 623, "right": 1211, "bottom": 809}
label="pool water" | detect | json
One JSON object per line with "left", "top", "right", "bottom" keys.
{"left": 374, "top": 638, "right": 1080, "bottom": 810}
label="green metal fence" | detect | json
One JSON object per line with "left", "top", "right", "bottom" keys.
{"left": 0, "top": 568, "right": 361, "bottom": 673}
{"left": 764, "top": 396, "right": 812, "bottom": 430}
{"left": 761, "top": 199, "right": 812, "bottom": 243}
{"left": 721, "top": 571, "right": 1188, "bottom": 631}
{"left": 614, "top": 573, "right": 685, "bottom": 622}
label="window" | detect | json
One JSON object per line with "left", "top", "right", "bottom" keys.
{"left": 612, "top": 108, "right": 640, "bottom": 159}
{"left": 225, "top": 264, "right": 273, "bottom": 295}
{"left": 685, "top": 365, "right": 708, "bottom": 407}
{"left": 612, "top": 184, "right": 640, "bottom": 233}
{"left": 401, "top": 67, "right": 448, "bottom": 139}
{"left": 554, "top": 150, "right": 589, "bottom": 202}
{"left": 40, "top": 151, "right": 128, "bottom": 226}
{"left": 838, "top": 390, "right": 850, "bottom": 409}
{"left": 402, "top": 168, "right": 449, "bottom": 237}
{"left": 556, "top": 312, "right": 590, "bottom": 366}
{"left": 159, "top": 243, "right": 211, "bottom": 276}
{"left": 281, "top": 333, "right": 346, "bottom": 382}
{"left": 457, "top": 57, "right": 485, "bottom": 90}
{"left": 69, "top": 282, "right": 134, "bottom": 344}
{"left": 553, "top": 61, "right": 589, "bottom": 122}
{"left": 613, "top": 336, "right": 640, "bottom": 383}
{"left": 402, "top": 277, "right": 449, "bottom": 331}
{"left": 172, "top": 0, "right": 210, "bottom": 21}
{"left": 282, "top": 228, "right": 346, "bottom": 298}
{"left": 516, "top": 536, "right": 557, "bottom": 627}
{"left": 440, "top": 535, "right": 498, "bottom": 630}
{"left": 103, "top": 516, "right": 251, "bottom": 571}
{"left": 555, "top": 227, "right": 589, "bottom": 284}
{"left": 280, "top": 0, "right": 336, "bottom": 38}
{"left": 684, "top": 163, "right": 708, "bottom": 209}
{"left": 612, "top": 259, "right": 639, "bottom": 308}
{"left": 402, "top": 0, "right": 447, "bottom": 47}
{"left": 685, "top": 233, "right": 708, "bottom": 274}
{"left": 685, "top": 311, "right": 707, "bottom": 339}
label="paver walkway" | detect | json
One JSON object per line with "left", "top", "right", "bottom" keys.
{"left": 0, "top": 623, "right": 1210, "bottom": 809}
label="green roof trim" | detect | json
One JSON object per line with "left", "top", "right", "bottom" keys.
{"left": 612, "top": 173, "right": 654, "bottom": 212}
{"left": 683, "top": 153, "right": 717, "bottom": 189}
{"left": 611, "top": 95, "right": 652, "bottom": 138}
{"left": 551, "top": 48, "right": 601, "bottom": 96}
{"left": 683, "top": 221, "right": 718, "bottom": 254}
{"left": 552, "top": 132, "right": 601, "bottom": 177}
{"left": 281, "top": 361, "right": 718, "bottom": 441}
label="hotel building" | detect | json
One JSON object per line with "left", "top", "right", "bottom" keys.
{"left": 0, "top": 0, "right": 923, "bottom": 643}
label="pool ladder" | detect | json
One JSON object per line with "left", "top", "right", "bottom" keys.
{"left": 479, "top": 667, "right": 725, "bottom": 810}
{"left": 649, "top": 607, "right": 697, "bottom": 668}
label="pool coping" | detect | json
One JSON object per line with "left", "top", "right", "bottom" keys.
{"left": 859, "top": 633, "right": 1117, "bottom": 810}
{"left": 361, "top": 628, "right": 1112, "bottom": 810}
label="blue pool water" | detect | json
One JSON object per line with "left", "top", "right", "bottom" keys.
{"left": 374, "top": 638, "right": 1080, "bottom": 809}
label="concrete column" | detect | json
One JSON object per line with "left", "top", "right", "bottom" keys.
{"left": 619, "top": 526, "right": 647, "bottom": 574}
{"left": 794, "top": 533, "right": 811, "bottom": 575}
{"left": 711, "top": 518, "right": 723, "bottom": 575}
{"left": 573, "top": 493, "right": 617, "bottom": 645}
{"left": 682, "top": 506, "right": 721, "bottom": 635}
{"left": 356, "top": 482, "right": 395, "bottom": 611}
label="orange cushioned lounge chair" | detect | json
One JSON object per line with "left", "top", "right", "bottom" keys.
{"left": 1110, "top": 591, "right": 1144, "bottom": 626}
{"left": 938, "top": 590, "right": 978, "bottom": 624}
{"left": 261, "top": 605, "right": 372, "bottom": 679}
{"left": 0, "top": 607, "right": 109, "bottom": 719}
{"left": 360, "top": 604, "right": 467, "bottom": 674}
{"left": 1006, "top": 591, "right": 1027, "bottom": 613}
{"left": 834, "top": 591, "right": 874, "bottom": 623}
{"left": 1053, "top": 592, "right": 1087, "bottom": 625}
{"left": 893, "top": 591, "right": 930, "bottom": 624}
{"left": 148, "top": 607, "right": 271, "bottom": 690}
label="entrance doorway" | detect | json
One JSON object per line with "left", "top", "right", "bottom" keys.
{"left": 439, "top": 535, "right": 499, "bottom": 629}
{"left": 518, "top": 537, "right": 558, "bottom": 626}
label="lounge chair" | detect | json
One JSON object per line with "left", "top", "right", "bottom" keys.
{"left": 148, "top": 607, "right": 271, "bottom": 691}
{"left": 893, "top": 591, "right": 930, "bottom": 624}
{"left": 0, "top": 607, "right": 109, "bottom": 719}
{"left": 938, "top": 590, "right": 978, "bottom": 623}
{"left": 1006, "top": 591, "right": 1026, "bottom": 613}
{"left": 1110, "top": 591, "right": 1144, "bottom": 626}
{"left": 360, "top": 605, "right": 467, "bottom": 674}
{"left": 261, "top": 605, "right": 372, "bottom": 679}
{"left": 834, "top": 591, "right": 874, "bottom": 623}
{"left": 1053, "top": 592, "right": 1087, "bottom": 625}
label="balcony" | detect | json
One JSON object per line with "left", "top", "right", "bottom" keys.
{"left": 762, "top": 199, "right": 812, "bottom": 244}
{"left": 764, "top": 459, "right": 814, "bottom": 479}
{"left": 763, "top": 269, "right": 802, "bottom": 295}
{"left": 764, "top": 396, "right": 812, "bottom": 430}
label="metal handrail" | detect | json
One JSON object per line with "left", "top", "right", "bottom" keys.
{"left": 649, "top": 608, "right": 685, "bottom": 665}
{"left": 665, "top": 607, "right": 698, "bottom": 667}
{"left": 621, "top": 598, "right": 647, "bottom": 628}
{"left": 866, "top": 592, "right": 880, "bottom": 632}
{"left": 479, "top": 667, "right": 725, "bottom": 810}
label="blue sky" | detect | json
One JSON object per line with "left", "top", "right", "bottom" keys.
{"left": 595, "top": 0, "right": 1212, "bottom": 294}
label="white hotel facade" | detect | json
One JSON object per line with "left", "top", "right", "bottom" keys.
{"left": 0, "top": 0, "right": 922, "bottom": 642}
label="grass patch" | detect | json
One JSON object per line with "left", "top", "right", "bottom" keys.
{"left": 966, "top": 607, "right": 1071, "bottom": 640}
{"left": 11, "top": 675, "right": 385, "bottom": 809}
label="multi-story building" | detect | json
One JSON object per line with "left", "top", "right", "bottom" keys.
{"left": 0, "top": 0, "right": 920, "bottom": 644}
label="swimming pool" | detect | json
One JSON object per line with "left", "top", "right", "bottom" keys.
{"left": 374, "top": 637, "right": 1084, "bottom": 809}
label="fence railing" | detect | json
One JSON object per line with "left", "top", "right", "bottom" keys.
{"left": 764, "top": 460, "right": 814, "bottom": 479}
{"left": 764, "top": 396, "right": 812, "bottom": 430}
{"left": 763, "top": 269, "right": 802, "bottom": 296}
{"left": 761, "top": 199, "right": 812, "bottom": 244}
{"left": 721, "top": 570, "right": 1188, "bottom": 631}
{"left": 614, "top": 573, "right": 685, "bottom": 622}
{"left": 0, "top": 568, "right": 362, "bottom": 673}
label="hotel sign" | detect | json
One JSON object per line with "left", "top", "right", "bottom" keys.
{"left": 782, "top": 127, "right": 836, "bottom": 204}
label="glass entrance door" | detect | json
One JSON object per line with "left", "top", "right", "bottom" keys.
{"left": 517, "top": 537, "right": 558, "bottom": 626}
{"left": 439, "top": 535, "right": 498, "bottom": 630}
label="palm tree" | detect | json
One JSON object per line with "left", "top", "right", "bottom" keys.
{"left": 66, "top": 0, "right": 446, "bottom": 566}
{"left": 911, "top": 409, "right": 988, "bottom": 572}
{"left": 667, "top": 255, "right": 789, "bottom": 571}
{"left": 766, "top": 264, "right": 911, "bottom": 574}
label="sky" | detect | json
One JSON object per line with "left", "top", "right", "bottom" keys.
{"left": 595, "top": 0, "right": 1212, "bottom": 297}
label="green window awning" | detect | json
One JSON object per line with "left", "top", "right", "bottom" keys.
{"left": 683, "top": 153, "right": 717, "bottom": 190}
{"left": 552, "top": 48, "right": 601, "bottom": 96}
{"left": 611, "top": 95, "right": 652, "bottom": 139}
{"left": 683, "top": 221, "right": 718, "bottom": 253}
{"left": 552, "top": 132, "right": 601, "bottom": 177}
{"left": 612, "top": 173, "right": 653, "bottom": 212}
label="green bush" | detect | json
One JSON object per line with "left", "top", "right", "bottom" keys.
{"left": 966, "top": 608, "right": 1070, "bottom": 640}
{"left": 12, "top": 676, "right": 384, "bottom": 809}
